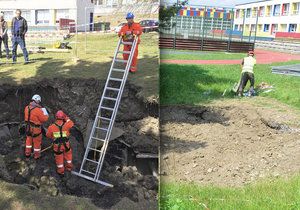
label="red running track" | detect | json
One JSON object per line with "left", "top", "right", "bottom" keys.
{"left": 161, "top": 49, "right": 300, "bottom": 65}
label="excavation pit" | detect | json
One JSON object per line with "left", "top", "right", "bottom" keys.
{"left": 0, "top": 78, "right": 158, "bottom": 209}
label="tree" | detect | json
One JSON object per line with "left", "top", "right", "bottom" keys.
{"left": 159, "top": 0, "right": 188, "bottom": 27}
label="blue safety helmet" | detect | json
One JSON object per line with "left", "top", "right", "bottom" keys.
{"left": 126, "top": 12, "right": 134, "bottom": 19}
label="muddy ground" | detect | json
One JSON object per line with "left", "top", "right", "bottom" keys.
{"left": 161, "top": 99, "right": 300, "bottom": 187}
{"left": 0, "top": 78, "right": 158, "bottom": 209}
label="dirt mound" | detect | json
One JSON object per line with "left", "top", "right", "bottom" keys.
{"left": 0, "top": 78, "right": 158, "bottom": 209}
{"left": 161, "top": 99, "right": 300, "bottom": 187}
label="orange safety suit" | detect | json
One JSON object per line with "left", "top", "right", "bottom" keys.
{"left": 46, "top": 118, "right": 74, "bottom": 175}
{"left": 24, "top": 102, "right": 49, "bottom": 159}
{"left": 118, "top": 22, "right": 142, "bottom": 72}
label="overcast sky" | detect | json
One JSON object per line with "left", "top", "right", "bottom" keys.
{"left": 161, "top": 0, "right": 261, "bottom": 7}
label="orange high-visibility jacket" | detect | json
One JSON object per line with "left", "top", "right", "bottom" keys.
{"left": 118, "top": 22, "right": 143, "bottom": 44}
{"left": 46, "top": 118, "right": 74, "bottom": 140}
{"left": 24, "top": 103, "right": 49, "bottom": 126}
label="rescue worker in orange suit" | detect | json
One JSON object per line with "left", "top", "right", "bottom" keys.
{"left": 46, "top": 111, "right": 74, "bottom": 176}
{"left": 24, "top": 94, "right": 49, "bottom": 159}
{"left": 118, "top": 12, "right": 142, "bottom": 73}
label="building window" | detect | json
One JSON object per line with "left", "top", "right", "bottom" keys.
{"left": 282, "top": 3, "right": 289, "bottom": 16}
{"left": 36, "top": 10, "right": 50, "bottom": 25}
{"left": 22, "top": 10, "right": 31, "bottom": 24}
{"left": 250, "top": 24, "right": 256, "bottom": 31}
{"left": 264, "top": 24, "right": 270, "bottom": 32}
{"left": 252, "top": 7, "right": 258, "bottom": 17}
{"left": 273, "top": 4, "right": 281, "bottom": 16}
{"left": 292, "top": 2, "right": 300, "bottom": 15}
{"left": 56, "top": 9, "right": 70, "bottom": 23}
{"left": 2, "top": 11, "right": 14, "bottom": 21}
{"left": 266, "top": 5, "right": 271, "bottom": 16}
{"left": 259, "top": 6, "right": 265, "bottom": 16}
{"left": 280, "top": 24, "right": 287, "bottom": 32}
{"left": 289, "top": 24, "right": 297, "bottom": 32}
{"left": 271, "top": 24, "right": 278, "bottom": 34}
{"left": 246, "top": 8, "right": 251, "bottom": 18}
{"left": 236, "top": 9, "right": 240, "bottom": 18}
{"left": 258, "top": 24, "right": 263, "bottom": 31}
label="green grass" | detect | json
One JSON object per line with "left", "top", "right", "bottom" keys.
{"left": 160, "top": 61, "right": 300, "bottom": 109}
{"left": 160, "top": 50, "right": 245, "bottom": 60}
{"left": 0, "top": 33, "right": 159, "bottom": 101}
{"left": 160, "top": 176, "right": 300, "bottom": 210}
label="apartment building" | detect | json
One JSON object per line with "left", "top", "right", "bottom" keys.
{"left": 234, "top": 0, "right": 300, "bottom": 39}
{"left": 0, "top": 0, "right": 94, "bottom": 30}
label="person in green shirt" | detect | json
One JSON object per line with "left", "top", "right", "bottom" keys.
{"left": 238, "top": 51, "right": 256, "bottom": 97}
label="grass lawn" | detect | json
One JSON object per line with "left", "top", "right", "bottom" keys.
{"left": 0, "top": 33, "right": 159, "bottom": 102}
{"left": 160, "top": 61, "right": 300, "bottom": 109}
{"left": 160, "top": 49, "right": 245, "bottom": 60}
{"left": 160, "top": 176, "right": 300, "bottom": 210}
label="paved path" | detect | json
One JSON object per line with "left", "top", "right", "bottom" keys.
{"left": 161, "top": 49, "right": 300, "bottom": 65}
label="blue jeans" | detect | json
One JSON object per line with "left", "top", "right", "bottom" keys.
{"left": 12, "top": 36, "right": 29, "bottom": 62}
{"left": 0, "top": 35, "right": 9, "bottom": 58}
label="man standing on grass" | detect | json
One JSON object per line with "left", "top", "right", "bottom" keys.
{"left": 0, "top": 13, "right": 10, "bottom": 60}
{"left": 118, "top": 12, "right": 142, "bottom": 73}
{"left": 11, "top": 9, "right": 29, "bottom": 64}
{"left": 238, "top": 51, "right": 256, "bottom": 97}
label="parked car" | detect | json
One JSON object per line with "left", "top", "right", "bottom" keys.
{"left": 139, "top": 20, "right": 159, "bottom": 33}
{"left": 113, "top": 23, "right": 126, "bottom": 33}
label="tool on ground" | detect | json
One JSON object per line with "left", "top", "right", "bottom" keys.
{"left": 72, "top": 36, "right": 138, "bottom": 187}
{"left": 41, "top": 144, "right": 53, "bottom": 153}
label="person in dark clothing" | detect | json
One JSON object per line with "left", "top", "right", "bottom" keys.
{"left": 0, "top": 13, "right": 9, "bottom": 59}
{"left": 11, "top": 9, "right": 29, "bottom": 63}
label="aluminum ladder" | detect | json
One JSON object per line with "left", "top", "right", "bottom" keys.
{"left": 72, "top": 36, "right": 138, "bottom": 187}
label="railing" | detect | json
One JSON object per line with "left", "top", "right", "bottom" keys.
{"left": 291, "top": 10, "right": 299, "bottom": 15}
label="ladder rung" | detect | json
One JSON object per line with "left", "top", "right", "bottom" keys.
{"left": 106, "top": 87, "right": 120, "bottom": 91}
{"left": 103, "top": 96, "right": 117, "bottom": 101}
{"left": 81, "top": 169, "right": 96, "bottom": 175}
{"left": 109, "top": 77, "right": 123, "bottom": 82}
{"left": 122, "top": 41, "right": 133, "bottom": 45}
{"left": 88, "top": 147, "right": 103, "bottom": 153}
{"left": 115, "top": 59, "right": 127, "bottom": 63}
{"left": 118, "top": 50, "right": 131, "bottom": 54}
{"left": 112, "top": 68, "right": 125, "bottom": 72}
{"left": 101, "top": 106, "right": 114, "bottom": 111}
{"left": 98, "top": 116, "right": 111, "bottom": 121}
{"left": 95, "top": 127, "right": 108, "bottom": 131}
{"left": 85, "top": 158, "right": 99, "bottom": 164}
{"left": 91, "top": 136, "right": 106, "bottom": 142}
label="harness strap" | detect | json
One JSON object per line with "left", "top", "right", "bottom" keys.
{"left": 53, "top": 121, "right": 71, "bottom": 154}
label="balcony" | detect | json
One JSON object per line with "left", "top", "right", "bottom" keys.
{"left": 282, "top": 11, "right": 289, "bottom": 16}
{"left": 265, "top": 12, "right": 271, "bottom": 17}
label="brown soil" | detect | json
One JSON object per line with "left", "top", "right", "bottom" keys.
{"left": 160, "top": 98, "right": 300, "bottom": 187}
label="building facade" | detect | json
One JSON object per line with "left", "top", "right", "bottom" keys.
{"left": 0, "top": 0, "right": 94, "bottom": 30}
{"left": 234, "top": 0, "right": 300, "bottom": 39}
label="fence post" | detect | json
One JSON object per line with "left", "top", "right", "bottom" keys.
{"left": 173, "top": 0, "right": 179, "bottom": 50}
{"left": 241, "top": 9, "right": 246, "bottom": 42}
{"left": 201, "top": 6, "right": 206, "bottom": 51}
{"left": 253, "top": 8, "right": 259, "bottom": 48}
{"left": 227, "top": 9, "right": 234, "bottom": 52}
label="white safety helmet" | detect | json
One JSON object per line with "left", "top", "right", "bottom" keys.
{"left": 32, "top": 94, "right": 41, "bottom": 103}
